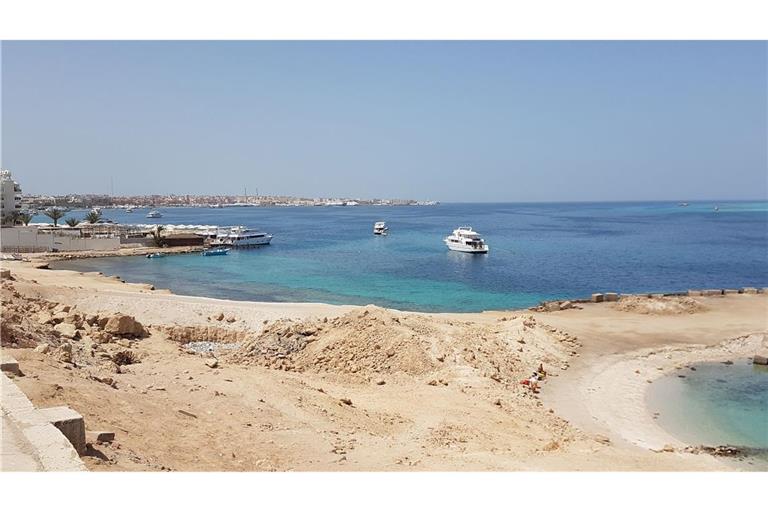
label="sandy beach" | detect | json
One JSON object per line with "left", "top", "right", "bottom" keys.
{"left": 2, "top": 258, "right": 766, "bottom": 471}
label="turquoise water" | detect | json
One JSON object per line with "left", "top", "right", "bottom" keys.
{"left": 50, "top": 201, "right": 768, "bottom": 312}
{"left": 647, "top": 360, "right": 768, "bottom": 462}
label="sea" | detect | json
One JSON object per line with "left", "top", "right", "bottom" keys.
{"left": 49, "top": 201, "right": 768, "bottom": 312}
{"left": 646, "top": 359, "right": 768, "bottom": 468}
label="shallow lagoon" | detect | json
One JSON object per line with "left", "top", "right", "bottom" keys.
{"left": 646, "top": 359, "right": 768, "bottom": 466}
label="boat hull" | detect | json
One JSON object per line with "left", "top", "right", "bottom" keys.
{"left": 444, "top": 241, "right": 489, "bottom": 253}
{"left": 213, "top": 235, "right": 273, "bottom": 248}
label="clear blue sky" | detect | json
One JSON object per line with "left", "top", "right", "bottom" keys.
{"left": 1, "top": 41, "right": 766, "bottom": 201}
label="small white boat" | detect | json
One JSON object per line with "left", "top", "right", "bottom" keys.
{"left": 212, "top": 226, "right": 273, "bottom": 248}
{"left": 444, "top": 227, "right": 489, "bottom": 253}
{"left": 373, "top": 221, "right": 388, "bottom": 235}
{"left": 146, "top": 252, "right": 165, "bottom": 259}
{"left": 146, "top": 210, "right": 163, "bottom": 219}
{"left": 125, "top": 208, "right": 134, "bottom": 213}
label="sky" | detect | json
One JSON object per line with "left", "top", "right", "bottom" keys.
{"left": 1, "top": 41, "right": 766, "bottom": 202}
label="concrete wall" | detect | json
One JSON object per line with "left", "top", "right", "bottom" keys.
{"left": 1, "top": 373, "right": 86, "bottom": 471}
{"left": 0, "top": 226, "right": 120, "bottom": 252}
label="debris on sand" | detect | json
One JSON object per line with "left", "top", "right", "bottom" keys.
{"left": 614, "top": 296, "right": 708, "bottom": 315}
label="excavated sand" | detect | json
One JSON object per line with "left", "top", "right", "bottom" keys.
{"left": 614, "top": 295, "right": 708, "bottom": 315}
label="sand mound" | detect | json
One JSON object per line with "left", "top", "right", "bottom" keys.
{"left": 227, "top": 307, "right": 577, "bottom": 381}
{"left": 614, "top": 295, "right": 708, "bottom": 315}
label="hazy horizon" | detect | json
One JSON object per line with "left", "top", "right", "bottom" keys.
{"left": 2, "top": 41, "right": 766, "bottom": 202}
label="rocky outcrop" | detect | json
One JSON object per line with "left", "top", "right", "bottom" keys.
{"left": 103, "top": 314, "right": 146, "bottom": 337}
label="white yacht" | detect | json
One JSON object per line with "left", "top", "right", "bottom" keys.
{"left": 212, "top": 226, "right": 273, "bottom": 247}
{"left": 444, "top": 227, "right": 489, "bottom": 253}
{"left": 373, "top": 221, "right": 388, "bottom": 235}
{"left": 146, "top": 210, "right": 162, "bottom": 219}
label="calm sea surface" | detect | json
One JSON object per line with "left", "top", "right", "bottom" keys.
{"left": 646, "top": 359, "right": 768, "bottom": 466}
{"left": 50, "top": 201, "right": 768, "bottom": 312}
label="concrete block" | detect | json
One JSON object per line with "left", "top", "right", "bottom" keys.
{"left": 703, "top": 289, "right": 723, "bottom": 296}
{"left": 741, "top": 287, "right": 757, "bottom": 294}
{"left": 724, "top": 289, "right": 739, "bottom": 295}
{"left": 39, "top": 406, "right": 86, "bottom": 455}
{"left": 1, "top": 357, "right": 21, "bottom": 376}
{"left": 591, "top": 293, "right": 604, "bottom": 303}
{"left": 1, "top": 373, "right": 85, "bottom": 471}
{"left": 604, "top": 292, "right": 619, "bottom": 302}
{"left": 687, "top": 290, "right": 702, "bottom": 296}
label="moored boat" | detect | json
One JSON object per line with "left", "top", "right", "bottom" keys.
{"left": 202, "top": 247, "right": 230, "bottom": 256}
{"left": 444, "top": 227, "right": 489, "bottom": 253}
{"left": 146, "top": 252, "right": 165, "bottom": 259}
{"left": 373, "top": 221, "right": 388, "bottom": 235}
{"left": 146, "top": 209, "right": 163, "bottom": 219}
{"left": 212, "top": 226, "right": 273, "bottom": 248}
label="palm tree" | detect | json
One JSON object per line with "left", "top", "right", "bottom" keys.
{"left": 1, "top": 211, "right": 20, "bottom": 226}
{"left": 18, "top": 212, "right": 34, "bottom": 226}
{"left": 151, "top": 225, "right": 166, "bottom": 248}
{"left": 84, "top": 210, "right": 102, "bottom": 224}
{"left": 44, "top": 207, "right": 66, "bottom": 227}
{"left": 64, "top": 217, "right": 81, "bottom": 227}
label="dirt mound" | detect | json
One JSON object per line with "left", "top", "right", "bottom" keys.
{"left": 227, "top": 307, "right": 576, "bottom": 382}
{"left": 1, "top": 282, "right": 61, "bottom": 348}
{"left": 614, "top": 295, "right": 708, "bottom": 315}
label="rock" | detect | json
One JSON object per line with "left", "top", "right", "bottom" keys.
{"left": 36, "top": 312, "right": 55, "bottom": 325}
{"left": 225, "top": 315, "right": 236, "bottom": 323}
{"left": 53, "top": 323, "right": 80, "bottom": 340}
{"left": 753, "top": 355, "right": 768, "bottom": 365}
{"left": 375, "top": 379, "right": 386, "bottom": 385}
{"left": 34, "top": 343, "right": 50, "bottom": 354}
{"left": 661, "top": 444, "right": 676, "bottom": 453}
{"left": 88, "top": 431, "right": 116, "bottom": 443}
{"left": 594, "top": 434, "right": 611, "bottom": 445}
{"left": 56, "top": 343, "right": 73, "bottom": 363}
{"left": 339, "top": 398, "right": 353, "bottom": 406}
{"left": 0, "top": 269, "right": 12, "bottom": 279}
{"left": 427, "top": 380, "right": 438, "bottom": 386}
{"left": 559, "top": 301, "right": 573, "bottom": 310}
{"left": 493, "top": 398, "right": 502, "bottom": 406}
{"left": 215, "top": 312, "right": 225, "bottom": 321}
{"left": 104, "top": 314, "right": 145, "bottom": 337}
{"left": 204, "top": 358, "right": 219, "bottom": 368}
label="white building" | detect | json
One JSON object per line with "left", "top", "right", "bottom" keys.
{"left": 1, "top": 169, "right": 23, "bottom": 223}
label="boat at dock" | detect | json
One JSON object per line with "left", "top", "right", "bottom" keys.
{"left": 373, "top": 221, "right": 388, "bottom": 235}
{"left": 444, "top": 227, "right": 489, "bottom": 253}
{"left": 212, "top": 226, "right": 273, "bottom": 248}
{"left": 202, "top": 247, "right": 230, "bottom": 256}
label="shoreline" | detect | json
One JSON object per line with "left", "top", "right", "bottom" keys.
{"left": 3, "top": 257, "right": 767, "bottom": 470}
{"left": 33, "top": 246, "right": 768, "bottom": 317}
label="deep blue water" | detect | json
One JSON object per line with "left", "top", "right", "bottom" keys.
{"left": 50, "top": 201, "right": 768, "bottom": 312}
